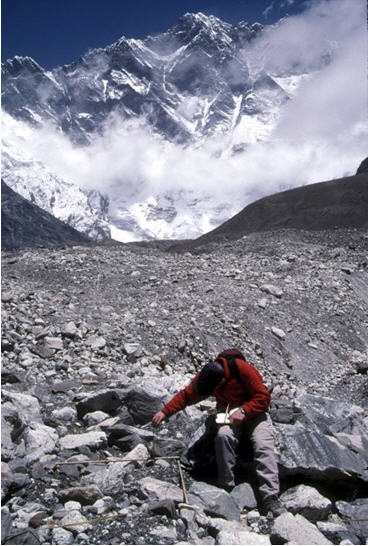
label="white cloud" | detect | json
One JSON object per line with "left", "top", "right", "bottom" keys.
{"left": 263, "top": 2, "right": 275, "bottom": 19}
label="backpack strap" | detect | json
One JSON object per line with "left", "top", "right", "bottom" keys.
{"left": 225, "top": 356, "right": 241, "bottom": 382}
{"left": 216, "top": 355, "right": 241, "bottom": 383}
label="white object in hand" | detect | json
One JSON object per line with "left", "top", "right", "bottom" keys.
{"left": 216, "top": 406, "right": 240, "bottom": 425}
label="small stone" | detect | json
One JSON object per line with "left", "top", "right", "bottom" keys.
{"left": 150, "top": 525, "right": 177, "bottom": 541}
{"left": 31, "top": 342, "right": 54, "bottom": 359}
{"left": 52, "top": 527, "right": 74, "bottom": 545}
{"left": 255, "top": 343, "right": 263, "bottom": 356}
{"left": 123, "top": 342, "right": 144, "bottom": 360}
{"left": 216, "top": 527, "right": 271, "bottom": 545}
{"left": 52, "top": 380, "right": 76, "bottom": 393}
{"left": 261, "top": 284, "right": 284, "bottom": 298}
{"left": 91, "top": 497, "right": 115, "bottom": 514}
{"left": 271, "top": 327, "right": 286, "bottom": 340}
{"left": 29, "top": 511, "right": 48, "bottom": 527}
{"left": 271, "top": 512, "right": 332, "bottom": 544}
{"left": 59, "top": 485, "right": 102, "bottom": 506}
{"left": 61, "top": 322, "right": 78, "bottom": 338}
{"left": 52, "top": 407, "right": 77, "bottom": 422}
{"left": 60, "top": 509, "right": 91, "bottom": 533}
{"left": 59, "top": 431, "right": 107, "bottom": 451}
{"left": 1, "top": 292, "right": 14, "bottom": 303}
{"left": 45, "top": 336, "right": 64, "bottom": 350}
{"left": 86, "top": 335, "right": 106, "bottom": 350}
{"left": 83, "top": 411, "right": 110, "bottom": 426}
{"left": 280, "top": 485, "right": 332, "bottom": 521}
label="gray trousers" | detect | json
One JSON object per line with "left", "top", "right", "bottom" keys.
{"left": 214, "top": 412, "right": 279, "bottom": 501}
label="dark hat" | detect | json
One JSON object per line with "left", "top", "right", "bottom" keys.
{"left": 195, "top": 360, "right": 225, "bottom": 396}
{"left": 217, "top": 348, "right": 245, "bottom": 361}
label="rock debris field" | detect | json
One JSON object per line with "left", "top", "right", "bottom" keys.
{"left": 2, "top": 228, "right": 368, "bottom": 545}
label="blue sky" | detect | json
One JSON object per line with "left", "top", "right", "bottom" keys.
{"left": 2, "top": 0, "right": 307, "bottom": 69}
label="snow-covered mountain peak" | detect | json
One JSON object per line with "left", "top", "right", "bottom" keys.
{"left": 2, "top": 55, "right": 44, "bottom": 76}
{"left": 2, "top": 10, "right": 346, "bottom": 243}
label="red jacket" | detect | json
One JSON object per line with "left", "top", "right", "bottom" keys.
{"left": 162, "top": 357, "right": 271, "bottom": 420}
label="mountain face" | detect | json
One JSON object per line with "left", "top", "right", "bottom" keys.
{"left": 2, "top": 14, "right": 285, "bottom": 145}
{"left": 2, "top": 12, "right": 321, "bottom": 241}
{"left": 1, "top": 180, "right": 90, "bottom": 249}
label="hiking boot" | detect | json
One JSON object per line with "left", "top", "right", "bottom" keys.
{"left": 262, "top": 496, "right": 287, "bottom": 517}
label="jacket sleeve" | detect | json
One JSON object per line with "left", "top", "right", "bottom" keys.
{"left": 238, "top": 361, "right": 271, "bottom": 419}
{"left": 161, "top": 373, "right": 206, "bottom": 417}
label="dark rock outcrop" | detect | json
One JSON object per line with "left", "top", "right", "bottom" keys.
{"left": 1, "top": 180, "right": 90, "bottom": 249}
{"left": 356, "top": 157, "right": 368, "bottom": 174}
{"left": 174, "top": 172, "right": 368, "bottom": 251}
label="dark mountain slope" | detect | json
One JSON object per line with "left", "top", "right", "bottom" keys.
{"left": 357, "top": 157, "right": 368, "bottom": 174}
{"left": 174, "top": 172, "right": 368, "bottom": 251}
{"left": 1, "top": 180, "right": 90, "bottom": 249}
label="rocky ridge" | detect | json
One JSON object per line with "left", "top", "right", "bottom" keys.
{"left": 1, "top": 227, "right": 368, "bottom": 544}
{"left": 174, "top": 172, "right": 368, "bottom": 251}
{"left": 1, "top": 180, "right": 91, "bottom": 249}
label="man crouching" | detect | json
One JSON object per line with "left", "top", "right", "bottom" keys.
{"left": 152, "top": 348, "right": 285, "bottom": 517}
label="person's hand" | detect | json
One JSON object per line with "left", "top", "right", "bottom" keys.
{"left": 152, "top": 411, "right": 166, "bottom": 427}
{"left": 229, "top": 409, "right": 245, "bottom": 426}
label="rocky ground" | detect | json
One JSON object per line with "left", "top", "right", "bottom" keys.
{"left": 2, "top": 227, "right": 368, "bottom": 545}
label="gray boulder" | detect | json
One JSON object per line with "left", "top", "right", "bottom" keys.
{"left": 103, "top": 422, "right": 154, "bottom": 443}
{"left": 149, "top": 525, "right": 177, "bottom": 542}
{"left": 60, "top": 501, "right": 91, "bottom": 533}
{"left": 59, "top": 431, "right": 107, "bottom": 451}
{"left": 51, "top": 407, "right": 77, "bottom": 423}
{"left": 279, "top": 485, "right": 332, "bottom": 521}
{"left": 217, "top": 527, "right": 270, "bottom": 545}
{"left": 76, "top": 390, "right": 121, "bottom": 419}
{"left": 123, "top": 342, "right": 144, "bottom": 360}
{"left": 276, "top": 422, "right": 367, "bottom": 482}
{"left": 316, "top": 521, "right": 360, "bottom": 544}
{"left": 85, "top": 335, "right": 106, "bottom": 350}
{"left": 59, "top": 485, "right": 102, "bottom": 506}
{"left": 138, "top": 477, "right": 184, "bottom": 503}
{"left": 336, "top": 498, "right": 368, "bottom": 541}
{"left": 88, "top": 462, "right": 128, "bottom": 496}
{"left": 260, "top": 284, "right": 284, "bottom": 298}
{"left": 1, "top": 416, "right": 16, "bottom": 461}
{"left": 123, "top": 382, "right": 169, "bottom": 424}
{"left": 1, "top": 463, "right": 29, "bottom": 500}
{"left": 60, "top": 321, "right": 78, "bottom": 338}
{"left": 275, "top": 393, "right": 368, "bottom": 486}
{"left": 83, "top": 411, "right": 110, "bottom": 426}
{"left": 2, "top": 391, "right": 42, "bottom": 425}
{"left": 52, "top": 527, "right": 74, "bottom": 545}
{"left": 22, "top": 423, "right": 58, "bottom": 464}
{"left": 271, "top": 512, "right": 332, "bottom": 544}
{"left": 189, "top": 481, "right": 241, "bottom": 521}
{"left": 44, "top": 336, "right": 63, "bottom": 350}
{"left": 151, "top": 437, "right": 186, "bottom": 458}
{"left": 295, "top": 394, "right": 368, "bottom": 437}
{"left": 230, "top": 483, "right": 257, "bottom": 511}
{"left": 87, "top": 444, "right": 149, "bottom": 495}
